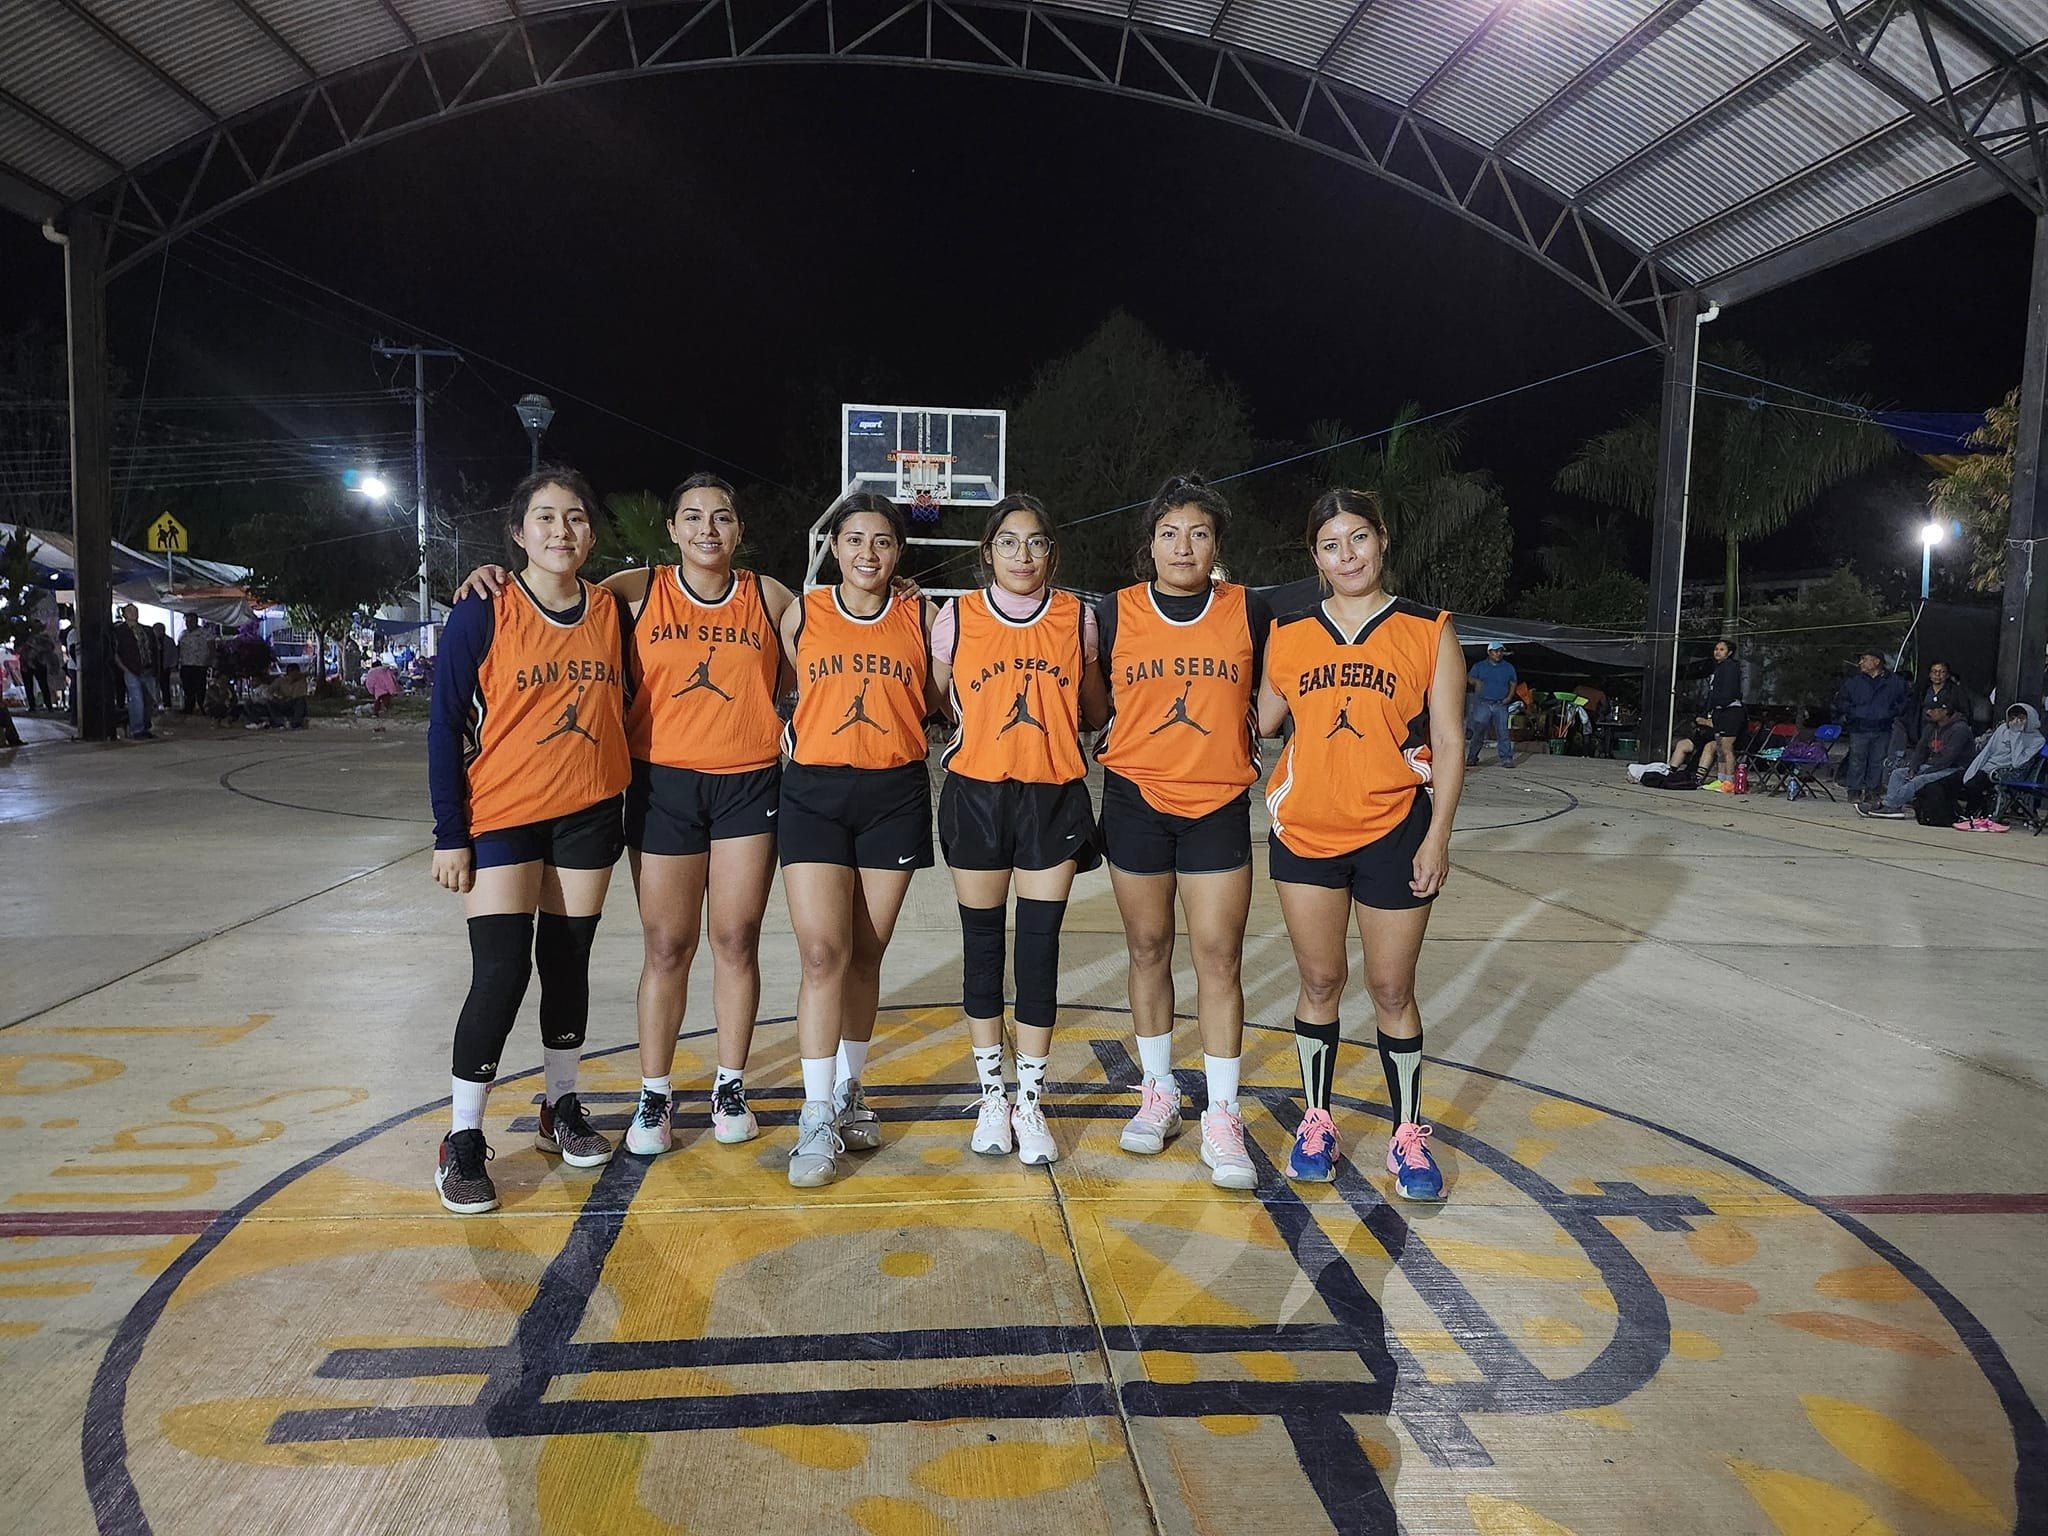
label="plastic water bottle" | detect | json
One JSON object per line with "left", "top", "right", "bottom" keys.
{"left": 1734, "top": 759, "right": 1749, "bottom": 795}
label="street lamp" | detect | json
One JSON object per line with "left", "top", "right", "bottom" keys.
{"left": 350, "top": 472, "right": 427, "bottom": 655}
{"left": 515, "top": 394, "right": 555, "bottom": 474}
{"left": 1918, "top": 520, "right": 1945, "bottom": 601}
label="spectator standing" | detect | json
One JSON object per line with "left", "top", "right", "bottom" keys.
{"left": 1861, "top": 702, "right": 1974, "bottom": 818}
{"left": 1465, "top": 642, "right": 1518, "bottom": 768}
{"left": 1700, "top": 638, "right": 1746, "bottom": 785}
{"left": 147, "top": 622, "right": 172, "bottom": 709}
{"left": 23, "top": 627, "right": 58, "bottom": 712}
{"left": 1833, "top": 651, "right": 1907, "bottom": 809}
{"left": 113, "top": 604, "right": 154, "bottom": 739}
{"left": 1901, "top": 659, "right": 1970, "bottom": 750}
{"left": 62, "top": 623, "right": 77, "bottom": 718}
{"left": 178, "top": 621, "right": 217, "bottom": 714}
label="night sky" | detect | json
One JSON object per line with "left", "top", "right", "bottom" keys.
{"left": 0, "top": 64, "right": 2035, "bottom": 591}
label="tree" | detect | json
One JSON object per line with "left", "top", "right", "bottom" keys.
{"left": 234, "top": 490, "right": 418, "bottom": 690}
{"left": 1928, "top": 388, "right": 2017, "bottom": 593}
{"left": 1308, "top": 407, "right": 1513, "bottom": 614}
{"left": 1007, "top": 311, "right": 1254, "bottom": 590}
{"left": 1555, "top": 341, "right": 1896, "bottom": 623}
{"left": 1744, "top": 568, "right": 1900, "bottom": 711}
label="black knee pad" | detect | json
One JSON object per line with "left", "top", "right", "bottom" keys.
{"left": 534, "top": 912, "right": 601, "bottom": 1051}
{"left": 1012, "top": 897, "right": 1067, "bottom": 1030}
{"left": 959, "top": 903, "right": 1006, "bottom": 1019}
{"left": 451, "top": 913, "right": 535, "bottom": 1082}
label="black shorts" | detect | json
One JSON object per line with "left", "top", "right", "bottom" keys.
{"left": 473, "top": 794, "right": 625, "bottom": 871}
{"left": 1099, "top": 769, "right": 1251, "bottom": 877}
{"left": 623, "top": 760, "right": 780, "bottom": 856}
{"left": 1267, "top": 790, "right": 1434, "bottom": 910}
{"left": 939, "top": 774, "right": 1102, "bottom": 874}
{"left": 1711, "top": 705, "right": 1747, "bottom": 739}
{"left": 778, "top": 759, "right": 934, "bottom": 870}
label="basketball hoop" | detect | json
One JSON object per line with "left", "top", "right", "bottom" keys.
{"left": 889, "top": 450, "right": 954, "bottom": 524}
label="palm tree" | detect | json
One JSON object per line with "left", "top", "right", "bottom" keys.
{"left": 1555, "top": 342, "right": 1895, "bottom": 624}
{"left": 1310, "top": 406, "right": 1512, "bottom": 614}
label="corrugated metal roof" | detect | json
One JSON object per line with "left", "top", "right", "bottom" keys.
{"left": 0, "top": 0, "right": 2040, "bottom": 313}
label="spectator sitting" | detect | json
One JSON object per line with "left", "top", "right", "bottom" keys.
{"left": 202, "top": 668, "right": 235, "bottom": 725}
{"left": 1860, "top": 701, "right": 1974, "bottom": 819}
{"left": 1940, "top": 703, "right": 2043, "bottom": 832}
{"left": 271, "top": 663, "right": 310, "bottom": 729}
{"left": 1834, "top": 651, "right": 1908, "bottom": 810}
{"left": 364, "top": 658, "right": 401, "bottom": 716}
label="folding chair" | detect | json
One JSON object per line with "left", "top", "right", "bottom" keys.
{"left": 1991, "top": 741, "right": 2048, "bottom": 833}
{"left": 1747, "top": 722, "right": 1796, "bottom": 793}
{"left": 1783, "top": 724, "right": 1840, "bottom": 802}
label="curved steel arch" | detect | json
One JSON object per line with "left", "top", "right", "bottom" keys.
{"left": 77, "top": 0, "right": 1676, "bottom": 343}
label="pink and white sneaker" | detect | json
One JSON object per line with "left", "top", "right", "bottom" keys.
{"left": 1118, "top": 1079, "right": 1183, "bottom": 1155}
{"left": 1198, "top": 1106, "right": 1256, "bottom": 1189}
{"left": 710, "top": 1079, "right": 759, "bottom": 1145}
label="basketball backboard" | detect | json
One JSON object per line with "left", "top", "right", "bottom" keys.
{"left": 841, "top": 404, "right": 1005, "bottom": 509}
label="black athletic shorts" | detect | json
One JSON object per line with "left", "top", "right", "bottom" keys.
{"left": 623, "top": 760, "right": 780, "bottom": 856}
{"left": 1711, "top": 705, "right": 1747, "bottom": 740}
{"left": 1267, "top": 789, "right": 1435, "bottom": 910}
{"left": 1099, "top": 769, "right": 1251, "bottom": 877}
{"left": 473, "top": 794, "right": 625, "bottom": 871}
{"left": 778, "top": 759, "right": 934, "bottom": 870}
{"left": 939, "top": 773, "right": 1102, "bottom": 874}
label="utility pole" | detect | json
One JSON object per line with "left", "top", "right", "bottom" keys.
{"left": 373, "top": 340, "right": 459, "bottom": 655}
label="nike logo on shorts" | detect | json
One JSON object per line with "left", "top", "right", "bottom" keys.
{"left": 896, "top": 854, "right": 916, "bottom": 864}
{"left": 765, "top": 808, "right": 778, "bottom": 817}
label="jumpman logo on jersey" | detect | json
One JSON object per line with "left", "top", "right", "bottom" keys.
{"left": 671, "top": 647, "right": 732, "bottom": 701}
{"left": 1325, "top": 696, "right": 1365, "bottom": 740}
{"left": 1000, "top": 684, "right": 1045, "bottom": 736}
{"left": 832, "top": 678, "right": 889, "bottom": 735}
{"left": 535, "top": 684, "right": 598, "bottom": 746}
{"left": 1148, "top": 680, "right": 1210, "bottom": 736}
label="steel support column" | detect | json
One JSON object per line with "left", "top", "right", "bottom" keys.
{"left": 1641, "top": 290, "right": 1705, "bottom": 757}
{"left": 56, "top": 211, "right": 114, "bottom": 741}
{"left": 1997, "top": 210, "right": 2048, "bottom": 713}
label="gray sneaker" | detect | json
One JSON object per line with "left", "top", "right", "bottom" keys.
{"left": 788, "top": 1099, "right": 844, "bottom": 1187}
{"left": 835, "top": 1077, "right": 882, "bottom": 1152}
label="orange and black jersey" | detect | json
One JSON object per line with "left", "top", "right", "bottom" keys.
{"left": 784, "top": 586, "right": 930, "bottom": 770}
{"left": 1264, "top": 597, "right": 1449, "bottom": 859}
{"left": 942, "top": 587, "right": 1089, "bottom": 785}
{"left": 428, "top": 576, "right": 633, "bottom": 846}
{"left": 627, "top": 566, "right": 783, "bottom": 773}
{"left": 1095, "top": 581, "right": 1265, "bottom": 819}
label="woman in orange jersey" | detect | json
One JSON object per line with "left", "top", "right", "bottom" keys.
{"left": 1096, "top": 475, "right": 1269, "bottom": 1190}
{"left": 1256, "top": 488, "right": 1467, "bottom": 1201}
{"left": 930, "top": 494, "right": 1109, "bottom": 1168}
{"left": 455, "top": 473, "right": 795, "bottom": 1159}
{"left": 428, "top": 468, "right": 632, "bottom": 1215}
{"left": 774, "top": 493, "right": 941, "bottom": 1187}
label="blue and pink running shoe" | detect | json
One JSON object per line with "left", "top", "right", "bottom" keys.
{"left": 1287, "top": 1108, "right": 1340, "bottom": 1182}
{"left": 1386, "top": 1122, "right": 1444, "bottom": 1201}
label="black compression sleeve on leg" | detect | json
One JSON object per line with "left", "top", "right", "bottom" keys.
{"left": 1012, "top": 897, "right": 1068, "bottom": 1031}
{"left": 1377, "top": 1029, "right": 1423, "bottom": 1127}
{"left": 1294, "top": 1017, "right": 1340, "bottom": 1111}
{"left": 534, "top": 912, "right": 601, "bottom": 1051}
{"left": 452, "top": 913, "right": 535, "bottom": 1082}
{"left": 959, "top": 903, "right": 1007, "bottom": 1019}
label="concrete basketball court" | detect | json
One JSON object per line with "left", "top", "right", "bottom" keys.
{"left": 2, "top": 722, "right": 2043, "bottom": 1536}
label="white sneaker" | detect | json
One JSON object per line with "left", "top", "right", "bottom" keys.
{"left": 1013, "top": 1102, "right": 1059, "bottom": 1166}
{"left": 623, "top": 1088, "right": 672, "bottom": 1157}
{"left": 969, "top": 1084, "right": 1013, "bottom": 1155}
{"left": 1198, "top": 1106, "right": 1257, "bottom": 1190}
{"left": 1118, "top": 1079, "right": 1183, "bottom": 1155}
{"left": 787, "top": 1100, "right": 843, "bottom": 1188}
{"left": 835, "top": 1076, "right": 881, "bottom": 1152}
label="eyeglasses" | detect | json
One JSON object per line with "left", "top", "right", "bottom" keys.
{"left": 993, "top": 533, "right": 1052, "bottom": 558}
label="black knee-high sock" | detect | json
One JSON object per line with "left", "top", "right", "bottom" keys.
{"left": 451, "top": 913, "right": 535, "bottom": 1082}
{"left": 1294, "top": 1018, "right": 1340, "bottom": 1111}
{"left": 534, "top": 912, "right": 601, "bottom": 1052}
{"left": 1378, "top": 1029, "right": 1423, "bottom": 1127}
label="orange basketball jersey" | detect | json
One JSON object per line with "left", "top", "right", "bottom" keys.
{"left": 626, "top": 567, "right": 782, "bottom": 773}
{"left": 465, "top": 578, "right": 631, "bottom": 836}
{"left": 942, "top": 588, "right": 1087, "bottom": 785}
{"left": 1097, "top": 581, "right": 1259, "bottom": 818}
{"left": 784, "top": 587, "right": 929, "bottom": 769}
{"left": 1265, "top": 598, "right": 1448, "bottom": 858}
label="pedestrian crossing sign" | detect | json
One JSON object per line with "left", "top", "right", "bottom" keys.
{"left": 148, "top": 513, "right": 188, "bottom": 554}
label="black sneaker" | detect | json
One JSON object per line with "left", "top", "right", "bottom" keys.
{"left": 536, "top": 1091, "right": 614, "bottom": 1168}
{"left": 436, "top": 1129, "right": 498, "bottom": 1214}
